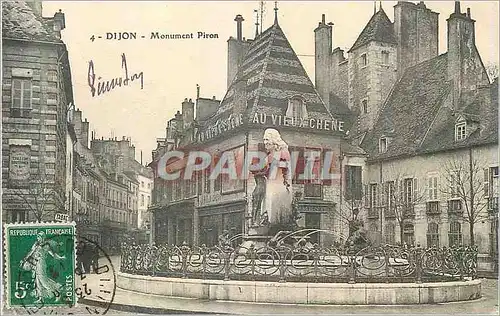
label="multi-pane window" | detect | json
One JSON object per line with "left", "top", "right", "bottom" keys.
{"left": 141, "top": 194, "right": 144, "bottom": 206}
{"left": 384, "top": 223, "right": 395, "bottom": 245}
{"left": 384, "top": 181, "right": 396, "bottom": 217}
{"left": 403, "top": 223, "right": 415, "bottom": 246}
{"left": 286, "top": 97, "right": 307, "bottom": 119}
{"left": 448, "top": 221, "right": 462, "bottom": 246}
{"left": 370, "top": 184, "right": 378, "bottom": 208}
{"left": 360, "top": 53, "right": 367, "bottom": 67}
{"left": 455, "top": 122, "right": 467, "bottom": 141}
{"left": 450, "top": 170, "right": 461, "bottom": 198}
{"left": 11, "top": 78, "right": 32, "bottom": 117}
{"left": 214, "top": 172, "right": 222, "bottom": 192}
{"left": 379, "top": 138, "right": 387, "bottom": 153}
{"left": 427, "top": 174, "right": 439, "bottom": 201}
{"left": 427, "top": 222, "right": 440, "bottom": 247}
{"left": 204, "top": 169, "right": 211, "bottom": 194}
{"left": 197, "top": 171, "right": 203, "bottom": 195}
{"left": 485, "top": 167, "right": 499, "bottom": 213}
{"left": 403, "top": 178, "right": 413, "bottom": 204}
{"left": 345, "top": 165, "right": 362, "bottom": 200}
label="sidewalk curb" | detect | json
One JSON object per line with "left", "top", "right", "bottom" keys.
{"left": 81, "top": 298, "right": 221, "bottom": 315}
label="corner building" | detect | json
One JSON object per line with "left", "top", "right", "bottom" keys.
{"left": 150, "top": 15, "right": 362, "bottom": 247}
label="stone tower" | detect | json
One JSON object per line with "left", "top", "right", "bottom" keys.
{"left": 347, "top": 8, "right": 398, "bottom": 133}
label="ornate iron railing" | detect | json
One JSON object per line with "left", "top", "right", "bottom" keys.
{"left": 120, "top": 242, "right": 478, "bottom": 283}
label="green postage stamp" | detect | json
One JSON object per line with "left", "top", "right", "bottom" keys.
{"left": 4, "top": 222, "right": 77, "bottom": 309}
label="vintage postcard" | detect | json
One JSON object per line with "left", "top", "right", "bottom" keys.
{"left": 2, "top": 0, "right": 498, "bottom": 314}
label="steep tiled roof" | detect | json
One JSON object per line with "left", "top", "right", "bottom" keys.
{"left": 2, "top": 0, "right": 61, "bottom": 42}
{"left": 419, "top": 79, "right": 498, "bottom": 153}
{"left": 362, "top": 53, "right": 498, "bottom": 161}
{"left": 361, "top": 53, "right": 453, "bottom": 159}
{"left": 329, "top": 92, "right": 355, "bottom": 132}
{"left": 206, "top": 21, "right": 334, "bottom": 128}
{"left": 349, "top": 8, "right": 397, "bottom": 52}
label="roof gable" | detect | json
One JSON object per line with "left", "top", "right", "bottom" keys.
{"left": 2, "top": 0, "right": 61, "bottom": 43}
{"left": 349, "top": 8, "right": 397, "bottom": 52}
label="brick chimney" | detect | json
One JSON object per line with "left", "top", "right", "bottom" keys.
{"left": 394, "top": 1, "right": 439, "bottom": 78}
{"left": 227, "top": 14, "right": 251, "bottom": 88}
{"left": 447, "top": 1, "right": 489, "bottom": 107}
{"left": 182, "top": 98, "right": 194, "bottom": 128}
{"left": 314, "top": 14, "right": 333, "bottom": 107}
{"left": 53, "top": 9, "right": 66, "bottom": 34}
{"left": 25, "top": 0, "right": 42, "bottom": 17}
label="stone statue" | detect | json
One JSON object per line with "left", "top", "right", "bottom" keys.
{"left": 260, "top": 128, "right": 294, "bottom": 226}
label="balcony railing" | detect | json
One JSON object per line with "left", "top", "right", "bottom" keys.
{"left": 488, "top": 197, "right": 498, "bottom": 214}
{"left": 447, "top": 199, "right": 463, "bottom": 216}
{"left": 304, "top": 183, "right": 322, "bottom": 199}
{"left": 426, "top": 201, "right": 440, "bottom": 215}
{"left": 367, "top": 207, "right": 379, "bottom": 219}
{"left": 384, "top": 206, "right": 396, "bottom": 219}
{"left": 403, "top": 204, "right": 415, "bottom": 219}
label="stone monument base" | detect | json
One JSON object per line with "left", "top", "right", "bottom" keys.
{"left": 238, "top": 225, "right": 273, "bottom": 254}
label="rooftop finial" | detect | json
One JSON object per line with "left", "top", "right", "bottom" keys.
{"left": 454, "top": 1, "right": 461, "bottom": 14}
{"left": 274, "top": 1, "right": 278, "bottom": 24}
{"left": 379, "top": 1, "right": 382, "bottom": 10}
{"left": 259, "top": 1, "right": 265, "bottom": 34}
{"left": 254, "top": 9, "right": 259, "bottom": 37}
{"left": 374, "top": 1, "right": 376, "bottom": 14}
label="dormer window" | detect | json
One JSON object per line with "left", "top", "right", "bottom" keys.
{"left": 360, "top": 53, "right": 367, "bottom": 67}
{"left": 379, "top": 137, "right": 388, "bottom": 153}
{"left": 455, "top": 122, "right": 467, "bottom": 141}
{"left": 381, "top": 51, "right": 390, "bottom": 65}
{"left": 286, "top": 96, "right": 307, "bottom": 119}
{"left": 362, "top": 99, "right": 368, "bottom": 114}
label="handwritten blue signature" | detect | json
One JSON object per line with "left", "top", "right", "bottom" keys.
{"left": 87, "top": 53, "right": 144, "bottom": 97}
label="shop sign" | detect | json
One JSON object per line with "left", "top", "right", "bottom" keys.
{"left": 9, "top": 145, "right": 30, "bottom": 182}
{"left": 197, "top": 113, "right": 244, "bottom": 142}
{"left": 252, "top": 112, "right": 344, "bottom": 132}
{"left": 55, "top": 213, "right": 70, "bottom": 222}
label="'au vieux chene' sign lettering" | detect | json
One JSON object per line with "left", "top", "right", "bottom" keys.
{"left": 198, "top": 112, "right": 345, "bottom": 142}
{"left": 252, "top": 113, "right": 344, "bottom": 132}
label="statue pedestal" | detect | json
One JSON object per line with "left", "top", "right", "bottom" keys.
{"left": 238, "top": 225, "right": 273, "bottom": 254}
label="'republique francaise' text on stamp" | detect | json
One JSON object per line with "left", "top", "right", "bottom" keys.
{"left": 4, "top": 222, "right": 77, "bottom": 309}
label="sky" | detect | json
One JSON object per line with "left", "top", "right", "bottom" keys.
{"left": 43, "top": 1, "right": 499, "bottom": 165}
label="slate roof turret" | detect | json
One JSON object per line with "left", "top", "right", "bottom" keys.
{"left": 348, "top": 8, "right": 397, "bottom": 53}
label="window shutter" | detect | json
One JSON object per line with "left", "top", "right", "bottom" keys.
{"left": 399, "top": 179, "right": 404, "bottom": 205}
{"left": 382, "top": 182, "right": 387, "bottom": 206}
{"left": 484, "top": 168, "right": 490, "bottom": 197}
{"left": 413, "top": 178, "right": 419, "bottom": 202}
{"left": 345, "top": 166, "right": 351, "bottom": 200}
{"left": 364, "top": 184, "right": 369, "bottom": 207}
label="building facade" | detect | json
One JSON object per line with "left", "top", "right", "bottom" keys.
{"left": 315, "top": 1, "right": 498, "bottom": 271}
{"left": 2, "top": 0, "right": 73, "bottom": 223}
{"left": 150, "top": 12, "right": 363, "bottom": 248}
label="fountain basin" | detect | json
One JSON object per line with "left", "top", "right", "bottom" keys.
{"left": 116, "top": 272, "right": 481, "bottom": 305}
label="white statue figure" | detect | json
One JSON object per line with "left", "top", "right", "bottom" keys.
{"left": 261, "top": 128, "right": 294, "bottom": 226}
{"left": 20, "top": 232, "right": 66, "bottom": 303}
